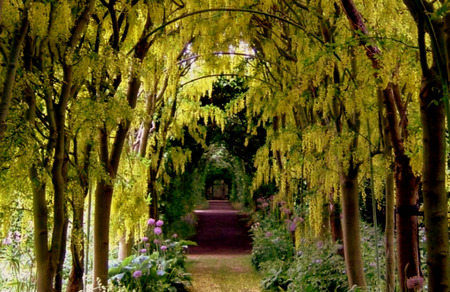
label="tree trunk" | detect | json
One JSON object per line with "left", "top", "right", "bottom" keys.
{"left": 394, "top": 156, "right": 421, "bottom": 291}
{"left": 382, "top": 86, "right": 422, "bottom": 292}
{"left": 93, "top": 181, "right": 114, "bottom": 288}
{"left": 420, "top": 69, "right": 449, "bottom": 291}
{"left": 340, "top": 166, "right": 366, "bottom": 288}
{"left": 118, "top": 231, "right": 134, "bottom": 260}
{"left": 329, "top": 189, "right": 343, "bottom": 243}
{"left": 93, "top": 51, "right": 148, "bottom": 287}
{"left": 67, "top": 198, "right": 86, "bottom": 292}
{"left": 54, "top": 217, "right": 69, "bottom": 292}
{"left": 385, "top": 170, "right": 395, "bottom": 292}
{"left": 30, "top": 166, "right": 54, "bottom": 292}
{"left": 0, "top": 15, "right": 29, "bottom": 140}
{"left": 378, "top": 88, "right": 396, "bottom": 292}
{"left": 148, "top": 169, "right": 159, "bottom": 220}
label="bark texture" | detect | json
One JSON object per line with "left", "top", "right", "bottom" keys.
{"left": 420, "top": 69, "right": 449, "bottom": 291}
{"left": 0, "top": 15, "right": 29, "bottom": 140}
{"left": 339, "top": 164, "right": 366, "bottom": 288}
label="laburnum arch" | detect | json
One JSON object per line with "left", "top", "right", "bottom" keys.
{"left": 0, "top": 1, "right": 448, "bottom": 291}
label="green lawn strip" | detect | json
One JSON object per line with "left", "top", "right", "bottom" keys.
{"left": 186, "top": 254, "right": 262, "bottom": 292}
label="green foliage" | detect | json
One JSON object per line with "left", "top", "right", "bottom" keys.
{"left": 0, "top": 230, "right": 35, "bottom": 291}
{"left": 108, "top": 224, "right": 196, "bottom": 292}
{"left": 252, "top": 203, "right": 390, "bottom": 291}
{"left": 285, "top": 241, "right": 349, "bottom": 292}
{"left": 250, "top": 212, "right": 294, "bottom": 270}
{"left": 161, "top": 170, "right": 204, "bottom": 239}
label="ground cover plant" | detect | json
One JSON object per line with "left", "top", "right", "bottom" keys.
{"left": 108, "top": 219, "right": 195, "bottom": 291}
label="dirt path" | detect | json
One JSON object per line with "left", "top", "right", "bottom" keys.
{"left": 187, "top": 200, "right": 261, "bottom": 291}
{"left": 188, "top": 200, "right": 252, "bottom": 255}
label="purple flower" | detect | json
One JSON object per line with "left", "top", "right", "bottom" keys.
{"left": 407, "top": 276, "right": 424, "bottom": 290}
{"left": 147, "top": 218, "right": 156, "bottom": 225}
{"left": 140, "top": 249, "right": 147, "bottom": 253}
{"left": 288, "top": 222, "right": 297, "bottom": 232}
{"left": 161, "top": 245, "right": 167, "bottom": 251}
{"left": 145, "top": 243, "right": 150, "bottom": 247}
{"left": 13, "top": 231, "right": 21, "bottom": 243}
{"left": 261, "top": 202, "right": 269, "bottom": 209}
{"left": 142, "top": 236, "right": 148, "bottom": 242}
{"left": 282, "top": 208, "right": 291, "bottom": 215}
{"left": 316, "top": 241, "right": 323, "bottom": 248}
{"left": 133, "top": 270, "right": 143, "bottom": 278}
{"left": 157, "top": 270, "right": 164, "bottom": 276}
{"left": 2, "top": 236, "right": 12, "bottom": 245}
{"left": 154, "top": 227, "right": 162, "bottom": 235}
{"left": 313, "top": 259, "right": 322, "bottom": 264}
{"left": 265, "top": 232, "right": 273, "bottom": 238}
{"left": 153, "top": 239, "right": 160, "bottom": 245}
{"left": 294, "top": 217, "right": 304, "bottom": 223}
{"left": 156, "top": 220, "right": 164, "bottom": 227}
{"left": 172, "top": 233, "right": 178, "bottom": 238}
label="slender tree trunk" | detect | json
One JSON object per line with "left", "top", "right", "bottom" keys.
{"left": 383, "top": 86, "right": 422, "bottom": 292}
{"left": 30, "top": 166, "right": 54, "bottom": 292}
{"left": 67, "top": 202, "right": 85, "bottom": 292}
{"left": 93, "top": 182, "right": 114, "bottom": 288}
{"left": 0, "top": 15, "right": 29, "bottom": 140}
{"left": 93, "top": 44, "right": 149, "bottom": 286}
{"left": 385, "top": 168, "right": 395, "bottom": 292}
{"left": 118, "top": 231, "right": 134, "bottom": 260}
{"left": 420, "top": 69, "right": 449, "bottom": 291}
{"left": 329, "top": 189, "right": 343, "bottom": 243}
{"left": 148, "top": 168, "right": 159, "bottom": 220}
{"left": 340, "top": 165, "right": 366, "bottom": 288}
{"left": 54, "top": 217, "right": 69, "bottom": 292}
{"left": 378, "top": 88, "right": 396, "bottom": 292}
{"left": 394, "top": 157, "right": 421, "bottom": 291}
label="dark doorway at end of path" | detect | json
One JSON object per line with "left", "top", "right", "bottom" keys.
{"left": 188, "top": 200, "right": 252, "bottom": 255}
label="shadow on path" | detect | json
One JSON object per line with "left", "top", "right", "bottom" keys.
{"left": 188, "top": 200, "right": 252, "bottom": 255}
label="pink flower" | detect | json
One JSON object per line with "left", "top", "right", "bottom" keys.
{"left": 156, "top": 220, "right": 164, "bottom": 227}
{"left": 153, "top": 239, "right": 160, "bottom": 245}
{"left": 142, "top": 236, "right": 148, "bottom": 242}
{"left": 161, "top": 245, "right": 167, "bottom": 251}
{"left": 265, "top": 232, "right": 273, "bottom": 237}
{"left": 154, "top": 227, "right": 162, "bottom": 235}
{"left": 294, "top": 217, "right": 304, "bottom": 223}
{"left": 140, "top": 248, "right": 147, "bottom": 253}
{"left": 288, "top": 222, "right": 296, "bottom": 232}
{"left": 172, "top": 234, "right": 178, "bottom": 238}
{"left": 407, "top": 275, "right": 424, "bottom": 290}
{"left": 2, "top": 236, "right": 12, "bottom": 245}
{"left": 147, "top": 218, "right": 155, "bottom": 225}
{"left": 133, "top": 270, "right": 142, "bottom": 278}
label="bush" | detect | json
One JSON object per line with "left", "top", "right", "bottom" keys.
{"left": 252, "top": 208, "right": 389, "bottom": 291}
{"left": 286, "top": 241, "right": 349, "bottom": 292}
{"left": 108, "top": 219, "right": 196, "bottom": 291}
{"left": 250, "top": 213, "right": 294, "bottom": 270}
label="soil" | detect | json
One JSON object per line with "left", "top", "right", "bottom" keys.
{"left": 187, "top": 200, "right": 252, "bottom": 255}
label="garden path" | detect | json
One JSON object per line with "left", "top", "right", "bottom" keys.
{"left": 186, "top": 200, "right": 261, "bottom": 291}
{"left": 188, "top": 200, "right": 252, "bottom": 254}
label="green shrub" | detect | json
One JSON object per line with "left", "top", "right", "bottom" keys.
{"left": 108, "top": 219, "right": 196, "bottom": 291}
{"left": 250, "top": 213, "right": 294, "bottom": 270}
{"left": 286, "top": 241, "right": 349, "bottom": 292}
